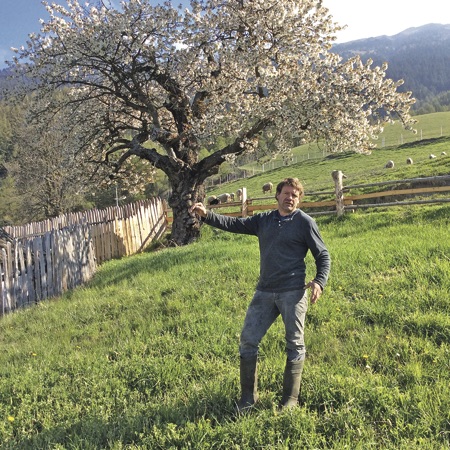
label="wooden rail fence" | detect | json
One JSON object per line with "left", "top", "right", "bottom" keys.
{"left": 167, "top": 173, "right": 450, "bottom": 221}
{"left": 1, "top": 197, "right": 167, "bottom": 315}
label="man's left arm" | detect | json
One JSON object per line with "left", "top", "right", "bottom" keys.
{"left": 304, "top": 221, "right": 331, "bottom": 302}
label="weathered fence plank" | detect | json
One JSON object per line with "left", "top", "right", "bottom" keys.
{"left": 25, "top": 241, "right": 35, "bottom": 305}
{"left": 1, "top": 247, "right": 12, "bottom": 313}
{"left": 45, "top": 232, "right": 53, "bottom": 298}
{"left": 0, "top": 251, "right": 3, "bottom": 314}
{"left": 33, "top": 237, "right": 44, "bottom": 301}
{"left": 1, "top": 198, "right": 167, "bottom": 316}
{"left": 16, "top": 242, "right": 27, "bottom": 308}
{"left": 5, "top": 243, "right": 14, "bottom": 311}
{"left": 346, "top": 185, "right": 450, "bottom": 201}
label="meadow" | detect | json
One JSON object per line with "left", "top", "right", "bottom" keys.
{"left": 233, "top": 111, "right": 450, "bottom": 180}
{"left": 211, "top": 134, "right": 450, "bottom": 199}
{"left": 0, "top": 137, "right": 450, "bottom": 449}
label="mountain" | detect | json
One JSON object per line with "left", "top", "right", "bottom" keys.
{"left": 332, "top": 23, "right": 450, "bottom": 113}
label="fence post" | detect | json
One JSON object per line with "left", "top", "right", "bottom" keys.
{"left": 332, "top": 170, "right": 346, "bottom": 216}
{"left": 241, "top": 187, "right": 248, "bottom": 217}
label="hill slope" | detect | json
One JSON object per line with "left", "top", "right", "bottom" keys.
{"left": 333, "top": 24, "right": 450, "bottom": 111}
{"left": 0, "top": 178, "right": 449, "bottom": 447}
{"left": 215, "top": 135, "right": 450, "bottom": 198}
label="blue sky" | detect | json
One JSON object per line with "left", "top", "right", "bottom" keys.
{"left": 0, "top": 0, "right": 118, "bottom": 69}
{"left": 0, "top": 0, "right": 47, "bottom": 67}
{"left": 1, "top": 0, "right": 449, "bottom": 69}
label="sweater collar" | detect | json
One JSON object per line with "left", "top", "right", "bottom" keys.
{"left": 274, "top": 209, "right": 299, "bottom": 221}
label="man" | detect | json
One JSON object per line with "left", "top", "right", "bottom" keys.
{"left": 189, "top": 177, "right": 331, "bottom": 410}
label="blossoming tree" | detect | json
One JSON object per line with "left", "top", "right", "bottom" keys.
{"left": 7, "top": 0, "right": 415, "bottom": 245}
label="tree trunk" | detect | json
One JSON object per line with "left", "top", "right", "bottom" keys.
{"left": 167, "top": 173, "right": 206, "bottom": 246}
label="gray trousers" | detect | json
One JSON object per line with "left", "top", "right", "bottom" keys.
{"left": 239, "top": 289, "right": 308, "bottom": 362}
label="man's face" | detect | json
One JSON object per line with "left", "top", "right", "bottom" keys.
{"left": 276, "top": 185, "right": 300, "bottom": 216}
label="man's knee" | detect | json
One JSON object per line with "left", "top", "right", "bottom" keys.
{"left": 239, "top": 340, "right": 259, "bottom": 358}
{"left": 287, "top": 347, "right": 306, "bottom": 362}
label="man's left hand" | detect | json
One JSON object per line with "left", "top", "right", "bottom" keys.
{"left": 304, "top": 280, "right": 323, "bottom": 304}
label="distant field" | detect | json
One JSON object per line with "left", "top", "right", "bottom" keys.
{"left": 236, "top": 111, "right": 450, "bottom": 175}
{"left": 208, "top": 135, "right": 450, "bottom": 199}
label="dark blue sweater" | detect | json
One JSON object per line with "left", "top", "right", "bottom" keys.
{"left": 203, "top": 209, "right": 331, "bottom": 293}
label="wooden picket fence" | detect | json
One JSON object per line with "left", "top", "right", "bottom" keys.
{"left": 0, "top": 224, "right": 96, "bottom": 314}
{"left": 0, "top": 197, "right": 168, "bottom": 315}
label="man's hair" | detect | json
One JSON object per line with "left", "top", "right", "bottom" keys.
{"left": 276, "top": 177, "right": 304, "bottom": 200}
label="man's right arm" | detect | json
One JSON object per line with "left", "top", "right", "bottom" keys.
{"left": 189, "top": 203, "right": 257, "bottom": 235}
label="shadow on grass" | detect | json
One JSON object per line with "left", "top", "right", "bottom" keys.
{"left": 318, "top": 209, "right": 402, "bottom": 234}
{"left": 87, "top": 232, "right": 253, "bottom": 291}
{"left": 87, "top": 244, "right": 206, "bottom": 290}
{"left": 325, "top": 151, "right": 360, "bottom": 161}
{"left": 403, "top": 314, "right": 450, "bottom": 346}
{"left": 420, "top": 204, "right": 450, "bottom": 221}
{"left": 319, "top": 203, "right": 450, "bottom": 233}
{"left": 397, "top": 135, "right": 450, "bottom": 149}
{"left": 8, "top": 393, "right": 241, "bottom": 449}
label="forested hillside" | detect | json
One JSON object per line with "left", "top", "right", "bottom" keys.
{"left": 333, "top": 23, "right": 450, "bottom": 113}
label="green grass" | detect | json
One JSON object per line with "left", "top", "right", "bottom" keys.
{"left": 1, "top": 137, "right": 450, "bottom": 448}
{"left": 235, "top": 111, "right": 450, "bottom": 175}
{"left": 209, "top": 135, "right": 450, "bottom": 200}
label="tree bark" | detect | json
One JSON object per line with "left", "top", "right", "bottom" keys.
{"left": 166, "top": 172, "right": 206, "bottom": 245}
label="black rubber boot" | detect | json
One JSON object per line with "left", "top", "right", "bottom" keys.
{"left": 280, "top": 359, "right": 304, "bottom": 409}
{"left": 237, "top": 355, "right": 258, "bottom": 412}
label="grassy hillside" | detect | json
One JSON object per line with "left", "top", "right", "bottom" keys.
{"left": 210, "top": 135, "right": 450, "bottom": 198}
{"left": 233, "top": 111, "right": 450, "bottom": 186}
{"left": 0, "top": 138, "right": 450, "bottom": 448}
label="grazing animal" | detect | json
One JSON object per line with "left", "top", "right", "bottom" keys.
{"left": 230, "top": 193, "right": 235, "bottom": 201}
{"left": 385, "top": 160, "right": 395, "bottom": 169}
{"left": 406, "top": 158, "right": 413, "bottom": 165}
{"left": 217, "top": 193, "right": 231, "bottom": 203}
{"left": 262, "top": 182, "right": 273, "bottom": 194}
{"left": 442, "top": 152, "right": 447, "bottom": 156}
{"left": 207, "top": 195, "right": 218, "bottom": 205}
{"left": 429, "top": 154, "right": 437, "bottom": 159}
{"left": 236, "top": 189, "right": 243, "bottom": 201}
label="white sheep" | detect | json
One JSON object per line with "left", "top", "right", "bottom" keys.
{"left": 406, "top": 158, "right": 413, "bottom": 165}
{"left": 217, "top": 193, "right": 231, "bottom": 203}
{"left": 442, "top": 152, "right": 447, "bottom": 156}
{"left": 429, "top": 154, "right": 437, "bottom": 159}
{"left": 236, "top": 188, "right": 243, "bottom": 201}
{"left": 385, "top": 160, "right": 395, "bottom": 169}
{"left": 262, "top": 182, "right": 273, "bottom": 194}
